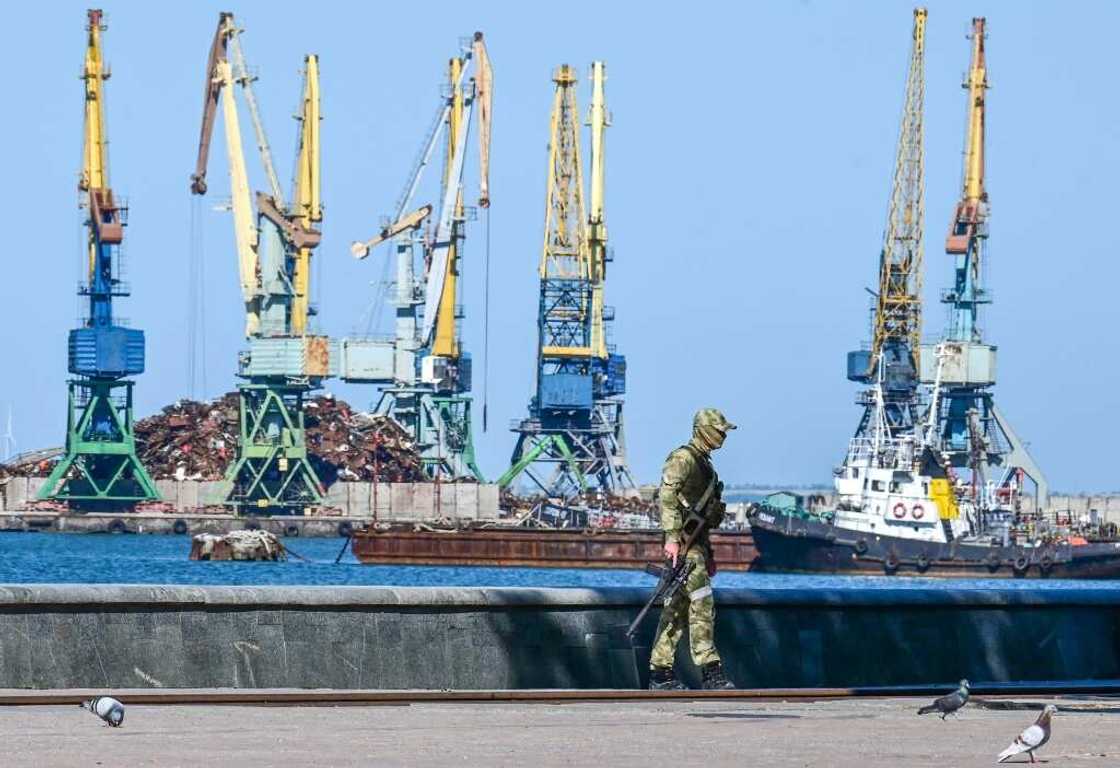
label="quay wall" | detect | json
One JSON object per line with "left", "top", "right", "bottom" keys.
{"left": 0, "top": 478, "right": 501, "bottom": 536}
{"left": 0, "top": 585, "right": 1116, "bottom": 690}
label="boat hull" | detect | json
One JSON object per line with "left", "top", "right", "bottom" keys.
{"left": 351, "top": 526, "right": 757, "bottom": 571}
{"left": 749, "top": 508, "right": 1120, "bottom": 579}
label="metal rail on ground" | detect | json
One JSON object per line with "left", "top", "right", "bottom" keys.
{"left": 3, "top": 682, "right": 1120, "bottom": 707}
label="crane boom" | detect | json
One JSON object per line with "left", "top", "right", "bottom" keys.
{"left": 80, "top": 10, "right": 108, "bottom": 194}
{"left": 943, "top": 17, "right": 989, "bottom": 343}
{"left": 191, "top": 13, "right": 259, "bottom": 337}
{"left": 587, "top": 61, "right": 608, "bottom": 360}
{"left": 290, "top": 54, "right": 321, "bottom": 335}
{"left": 869, "top": 7, "right": 925, "bottom": 377}
{"left": 350, "top": 204, "right": 432, "bottom": 259}
{"left": 227, "top": 24, "right": 285, "bottom": 207}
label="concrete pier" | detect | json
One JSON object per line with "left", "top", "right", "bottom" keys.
{"left": 1, "top": 585, "right": 1119, "bottom": 690}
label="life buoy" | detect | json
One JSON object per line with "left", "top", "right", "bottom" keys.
{"left": 884, "top": 552, "right": 900, "bottom": 572}
{"left": 916, "top": 553, "right": 931, "bottom": 571}
{"left": 855, "top": 538, "right": 869, "bottom": 555}
{"left": 1012, "top": 555, "right": 1029, "bottom": 574}
{"left": 911, "top": 504, "right": 925, "bottom": 520}
{"left": 892, "top": 503, "right": 907, "bottom": 519}
{"left": 172, "top": 519, "right": 189, "bottom": 536}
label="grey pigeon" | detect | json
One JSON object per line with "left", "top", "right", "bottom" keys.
{"left": 917, "top": 679, "right": 970, "bottom": 719}
{"left": 997, "top": 704, "right": 1056, "bottom": 763}
{"left": 79, "top": 696, "right": 125, "bottom": 727}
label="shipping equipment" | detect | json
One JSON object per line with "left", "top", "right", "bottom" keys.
{"left": 344, "top": 35, "right": 492, "bottom": 480}
{"left": 39, "top": 10, "right": 160, "bottom": 507}
{"left": 500, "top": 63, "right": 636, "bottom": 498}
{"left": 190, "top": 13, "right": 335, "bottom": 514}
{"left": 919, "top": 18, "right": 1048, "bottom": 508}
{"left": 846, "top": 8, "right": 926, "bottom": 441}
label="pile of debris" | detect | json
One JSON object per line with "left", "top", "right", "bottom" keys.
{"left": 132, "top": 393, "right": 425, "bottom": 484}
{"left": 0, "top": 448, "right": 62, "bottom": 480}
{"left": 499, "top": 490, "right": 656, "bottom": 529}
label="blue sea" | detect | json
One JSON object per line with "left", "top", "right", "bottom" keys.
{"left": 1, "top": 531, "right": 1119, "bottom": 590}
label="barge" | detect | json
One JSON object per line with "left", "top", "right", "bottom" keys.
{"left": 351, "top": 524, "right": 757, "bottom": 570}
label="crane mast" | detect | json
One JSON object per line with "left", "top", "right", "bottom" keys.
{"left": 190, "top": 13, "right": 335, "bottom": 514}
{"left": 921, "top": 17, "right": 1049, "bottom": 509}
{"left": 40, "top": 9, "right": 159, "bottom": 507}
{"left": 341, "top": 34, "right": 491, "bottom": 481}
{"left": 502, "top": 62, "right": 636, "bottom": 505}
{"left": 847, "top": 7, "right": 926, "bottom": 441}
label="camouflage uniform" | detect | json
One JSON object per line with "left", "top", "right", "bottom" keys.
{"left": 649, "top": 409, "right": 734, "bottom": 673}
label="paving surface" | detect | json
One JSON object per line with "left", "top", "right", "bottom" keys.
{"left": 2, "top": 696, "right": 1118, "bottom": 767}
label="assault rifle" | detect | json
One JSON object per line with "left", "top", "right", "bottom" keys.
{"left": 625, "top": 509, "right": 709, "bottom": 639}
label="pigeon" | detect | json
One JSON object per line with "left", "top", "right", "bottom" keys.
{"left": 79, "top": 695, "right": 125, "bottom": 727}
{"left": 917, "top": 679, "right": 970, "bottom": 719}
{"left": 997, "top": 704, "right": 1056, "bottom": 763}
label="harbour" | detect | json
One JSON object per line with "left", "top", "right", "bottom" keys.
{"left": 2, "top": 3, "right": 1119, "bottom": 765}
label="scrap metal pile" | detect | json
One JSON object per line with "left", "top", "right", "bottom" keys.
{"left": 499, "top": 490, "right": 656, "bottom": 529}
{"left": 132, "top": 393, "right": 425, "bottom": 484}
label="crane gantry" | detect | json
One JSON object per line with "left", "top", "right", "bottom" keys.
{"left": 343, "top": 34, "right": 492, "bottom": 481}
{"left": 191, "top": 12, "right": 334, "bottom": 514}
{"left": 501, "top": 62, "right": 635, "bottom": 504}
{"left": 39, "top": 9, "right": 159, "bottom": 507}
{"left": 921, "top": 17, "right": 1049, "bottom": 508}
{"left": 846, "top": 7, "right": 927, "bottom": 441}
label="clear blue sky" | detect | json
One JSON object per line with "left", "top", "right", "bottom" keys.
{"left": 3, "top": 2, "right": 1116, "bottom": 491}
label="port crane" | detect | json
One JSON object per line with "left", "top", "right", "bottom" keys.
{"left": 191, "top": 13, "right": 335, "bottom": 513}
{"left": 501, "top": 63, "right": 635, "bottom": 501}
{"left": 39, "top": 9, "right": 160, "bottom": 507}
{"left": 344, "top": 35, "right": 492, "bottom": 480}
{"left": 846, "top": 8, "right": 927, "bottom": 442}
{"left": 920, "top": 18, "right": 1048, "bottom": 508}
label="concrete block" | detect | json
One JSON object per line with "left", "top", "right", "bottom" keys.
{"left": 455, "top": 483, "right": 479, "bottom": 520}
{"left": 390, "top": 483, "right": 412, "bottom": 520}
{"left": 346, "top": 483, "right": 371, "bottom": 519}
{"left": 373, "top": 483, "right": 392, "bottom": 519}
{"left": 324, "top": 482, "right": 348, "bottom": 512}
{"left": 438, "top": 483, "right": 457, "bottom": 520}
{"left": 177, "top": 481, "right": 200, "bottom": 510}
{"left": 155, "top": 481, "right": 179, "bottom": 508}
{"left": 411, "top": 483, "right": 435, "bottom": 521}
{"left": 199, "top": 481, "right": 225, "bottom": 507}
{"left": 479, "top": 484, "right": 500, "bottom": 519}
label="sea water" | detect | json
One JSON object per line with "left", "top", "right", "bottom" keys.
{"left": 1, "top": 531, "right": 1118, "bottom": 590}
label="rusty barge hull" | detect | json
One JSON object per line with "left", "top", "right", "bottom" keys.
{"left": 351, "top": 527, "right": 757, "bottom": 570}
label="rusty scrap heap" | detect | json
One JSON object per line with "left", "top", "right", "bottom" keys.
{"left": 131, "top": 394, "right": 425, "bottom": 484}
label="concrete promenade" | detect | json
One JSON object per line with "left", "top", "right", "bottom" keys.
{"left": 2, "top": 696, "right": 1117, "bottom": 767}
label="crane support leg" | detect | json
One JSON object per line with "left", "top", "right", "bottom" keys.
{"left": 219, "top": 382, "right": 326, "bottom": 514}
{"left": 38, "top": 379, "right": 158, "bottom": 508}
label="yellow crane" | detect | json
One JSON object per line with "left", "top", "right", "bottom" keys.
{"left": 40, "top": 9, "right": 159, "bottom": 505}
{"left": 190, "top": 12, "right": 332, "bottom": 513}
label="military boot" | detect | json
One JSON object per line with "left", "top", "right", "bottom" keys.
{"left": 701, "top": 661, "right": 735, "bottom": 690}
{"left": 648, "top": 667, "right": 687, "bottom": 691}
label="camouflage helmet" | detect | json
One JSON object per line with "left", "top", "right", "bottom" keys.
{"left": 693, "top": 408, "right": 737, "bottom": 433}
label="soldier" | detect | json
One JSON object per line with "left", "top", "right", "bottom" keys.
{"left": 648, "top": 408, "right": 736, "bottom": 691}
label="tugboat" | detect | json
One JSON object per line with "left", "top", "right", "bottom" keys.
{"left": 749, "top": 355, "right": 1120, "bottom": 579}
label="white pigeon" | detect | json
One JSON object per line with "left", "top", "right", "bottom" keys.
{"left": 79, "top": 695, "right": 125, "bottom": 727}
{"left": 997, "top": 704, "right": 1056, "bottom": 763}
